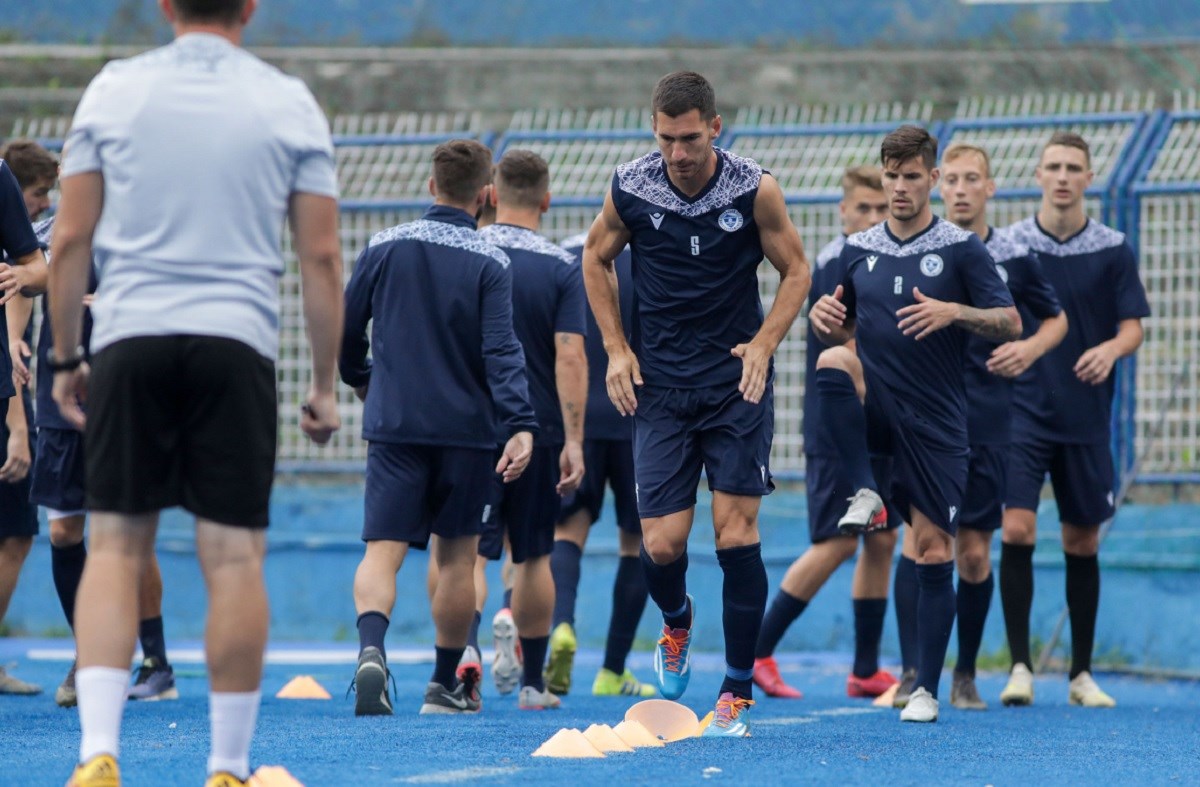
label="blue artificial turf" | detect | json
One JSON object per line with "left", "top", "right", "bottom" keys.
{"left": 2, "top": 643, "right": 1198, "bottom": 786}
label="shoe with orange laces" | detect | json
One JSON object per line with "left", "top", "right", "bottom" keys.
{"left": 653, "top": 595, "right": 693, "bottom": 700}
{"left": 701, "top": 692, "right": 754, "bottom": 738}
{"left": 752, "top": 656, "right": 802, "bottom": 699}
{"left": 847, "top": 668, "right": 899, "bottom": 698}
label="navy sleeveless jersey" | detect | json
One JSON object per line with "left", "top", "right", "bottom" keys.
{"left": 1006, "top": 217, "right": 1150, "bottom": 445}
{"left": 839, "top": 217, "right": 1014, "bottom": 447}
{"left": 611, "top": 148, "right": 766, "bottom": 388}
{"left": 561, "top": 232, "right": 634, "bottom": 442}
{"left": 480, "top": 224, "right": 587, "bottom": 446}
{"left": 964, "top": 227, "right": 1062, "bottom": 446}
{"left": 32, "top": 217, "right": 98, "bottom": 430}
{"left": 340, "top": 205, "right": 538, "bottom": 448}
{"left": 803, "top": 235, "right": 848, "bottom": 455}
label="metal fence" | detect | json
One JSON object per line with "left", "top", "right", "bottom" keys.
{"left": 8, "top": 108, "right": 1198, "bottom": 480}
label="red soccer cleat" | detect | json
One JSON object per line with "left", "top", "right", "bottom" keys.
{"left": 847, "top": 668, "right": 899, "bottom": 698}
{"left": 753, "top": 656, "right": 803, "bottom": 699}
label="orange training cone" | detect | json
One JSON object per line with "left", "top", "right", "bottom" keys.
{"left": 873, "top": 683, "right": 900, "bottom": 707}
{"left": 532, "top": 728, "right": 606, "bottom": 758}
{"left": 275, "top": 676, "right": 331, "bottom": 700}
{"left": 611, "top": 719, "right": 665, "bottom": 748}
{"left": 249, "top": 766, "right": 305, "bottom": 786}
{"left": 583, "top": 724, "right": 634, "bottom": 753}
{"left": 624, "top": 699, "right": 701, "bottom": 742}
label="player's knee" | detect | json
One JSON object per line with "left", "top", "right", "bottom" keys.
{"left": 0, "top": 535, "right": 33, "bottom": 561}
{"left": 956, "top": 546, "right": 991, "bottom": 582}
{"left": 815, "top": 345, "right": 857, "bottom": 374}
{"left": 713, "top": 513, "right": 758, "bottom": 550}
{"left": 617, "top": 529, "right": 642, "bottom": 557}
{"left": 49, "top": 519, "right": 85, "bottom": 548}
{"left": 828, "top": 535, "right": 858, "bottom": 562}
{"left": 641, "top": 529, "right": 684, "bottom": 563}
{"left": 1061, "top": 523, "right": 1100, "bottom": 557}
{"left": 914, "top": 530, "right": 953, "bottom": 563}
{"left": 1001, "top": 508, "right": 1037, "bottom": 545}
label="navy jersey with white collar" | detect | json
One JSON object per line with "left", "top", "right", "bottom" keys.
{"left": 479, "top": 224, "right": 587, "bottom": 446}
{"left": 803, "top": 234, "right": 848, "bottom": 455}
{"left": 561, "top": 233, "right": 634, "bottom": 442}
{"left": 1006, "top": 216, "right": 1150, "bottom": 445}
{"left": 839, "top": 217, "right": 1014, "bottom": 447}
{"left": 611, "top": 147, "right": 766, "bottom": 388}
{"left": 964, "top": 227, "right": 1062, "bottom": 446}
{"left": 340, "top": 205, "right": 538, "bottom": 448}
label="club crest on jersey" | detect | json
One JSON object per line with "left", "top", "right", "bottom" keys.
{"left": 920, "top": 254, "right": 944, "bottom": 277}
{"left": 650, "top": 212, "right": 665, "bottom": 230}
{"left": 995, "top": 263, "right": 1009, "bottom": 284}
{"left": 718, "top": 209, "right": 744, "bottom": 232}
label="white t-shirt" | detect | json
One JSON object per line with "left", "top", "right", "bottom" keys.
{"left": 61, "top": 32, "right": 339, "bottom": 359}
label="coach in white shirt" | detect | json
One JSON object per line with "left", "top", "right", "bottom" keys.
{"left": 48, "top": 2, "right": 344, "bottom": 785}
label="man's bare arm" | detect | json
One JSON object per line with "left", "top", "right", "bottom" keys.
{"left": 987, "top": 310, "right": 1068, "bottom": 379}
{"left": 752, "top": 174, "right": 812, "bottom": 352}
{"left": 897, "top": 287, "right": 1021, "bottom": 342}
{"left": 555, "top": 331, "right": 587, "bottom": 494}
{"left": 1075, "top": 317, "right": 1143, "bottom": 385}
{"left": 581, "top": 193, "right": 639, "bottom": 415}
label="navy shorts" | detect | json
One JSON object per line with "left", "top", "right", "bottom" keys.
{"left": 0, "top": 398, "right": 36, "bottom": 538}
{"left": 559, "top": 439, "right": 639, "bottom": 535}
{"left": 362, "top": 442, "right": 494, "bottom": 547}
{"left": 866, "top": 391, "right": 968, "bottom": 535}
{"left": 478, "top": 445, "right": 560, "bottom": 564}
{"left": 805, "top": 452, "right": 901, "bottom": 543}
{"left": 30, "top": 427, "right": 87, "bottom": 515}
{"left": 1006, "top": 437, "right": 1115, "bottom": 527}
{"left": 960, "top": 444, "right": 1007, "bottom": 532}
{"left": 633, "top": 379, "right": 774, "bottom": 519}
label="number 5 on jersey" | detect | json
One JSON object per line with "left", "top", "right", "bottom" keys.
{"left": 690, "top": 235, "right": 700, "bottom": 256}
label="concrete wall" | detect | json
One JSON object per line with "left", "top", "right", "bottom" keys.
{"left": 2, "top": 43, "right": 1197, "bottom": 120}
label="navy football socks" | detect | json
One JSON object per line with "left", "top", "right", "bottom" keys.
{"left": 1000, "top": 542, "right": 1035, "bottom": 668}
{"left": 50, "top": 541, "right": 87, "bottom": 630}
{"left": 641, "top": 545, "right": 689, "bottom": 629}
{"left": 138, "top": 616, "right": 169, "bottom": 666}
{"left": 357, "top": 611, "right": 389, "bottom": 661}
{"left": 602, "top": 555, "right": 649, "bottom": 675}
{"left": 432, "top": 646, "right": 464, "bottom": 690}
{"left": 893, "top": 555, "right": 920, "bottom": 673}
{"left": 717, "top": 543, "right": 768, "bottom": 698}
{"left": 955, "top": 572, "right": 994, "bottom": 677}
{"left": 1065, "top": 552, "right": 1100, "bottom": 679}
{"left": 914, "top": 561, "right": 956, "bottom": 699}
{"left": 550, "top": 540, "right": 583, "bottom": 628}
{"left": 520, "top": 635, "right": 550, "bottom": 691}
{"left": 852, "top": 598, "right": 888, "bottom": 678}
{"left": 755, "top": 589, "right": 808, "bottom": 659}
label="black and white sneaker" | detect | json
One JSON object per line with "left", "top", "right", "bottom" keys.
{"left": 353, "top": 646, "right": 393, "bottom": 716}
{"left": 420, "top": 678, "right": 482, "bottom": 715}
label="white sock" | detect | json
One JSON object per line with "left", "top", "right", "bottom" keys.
{"left": 77, "top": 666, "right": 131, "bottom": 762}
{"left": 208, "top": 690, "right": 261, "bottom": 780}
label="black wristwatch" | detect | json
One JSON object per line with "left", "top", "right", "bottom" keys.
{"left": 47, "top": 347, "right": 85, "bottom": 373}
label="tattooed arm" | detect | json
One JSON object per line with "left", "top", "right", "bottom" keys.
{"left": 555, "top": 331, "right": 587, "bottom": 495}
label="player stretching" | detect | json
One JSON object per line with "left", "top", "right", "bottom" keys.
{"left": 544, "top": 235, "right": 655, "bottom": 698}
{"left": 753, "top": 166, "right": 900, "bottom": 700}
{"left": 810, "top": 125, "right": 1020, "bottom": 723}
{"left": 583, "top": 71, "right": 811, "bottom": 737}
{"left": 999, "top": 132, "right": 1149, "bottom": 708}
{"left": 937, "top": 142, "right": 1067, "bottom": 709}
{"left": 343, "top": 141, "right": 537, "bottom": 716}
{"left": 52, "top": 1, "right": 343, "bottom": 783}
{"left": 477, "top": 150, "right": 588, "bottom": 710}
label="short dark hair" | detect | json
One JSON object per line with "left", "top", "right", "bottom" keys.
{"left": 0, "top": 139, "right": 57, "bottom": 189}
{"left": 652, "top": 71, "right": 716, "bottom": 120}
{"left": 1044, "top": 131, "right": 1091, "bottom": 167}
{"left": 171, "top": 0, "right": 248, "bottom": 24}
{"left": 494, "top": 150, "right": 550, "bottom": 210}
{"left": 432, "top": 139, "right": 494, "bottom": 206}
{"left": 880, "top": 125, "right": 938, "bottom": 171}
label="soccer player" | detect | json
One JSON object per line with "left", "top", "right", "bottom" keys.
{"left": 0, "top": 146, "right": 50, "bottom": 697}
{"left": 999, "top": 132, "right": 1149, "bottom": 708}
{"left": 477, "top": 150, "right": 588, "bottom": 710}
{"left": 936, "top": 142, "right": 1067, "bottom": 709}
{"left": 50, "top": 2, "right": 344, "bottom": 784}
{"left": 342, "top": 140, "right": 537, "bottom": 717}
{"left": 753, "top": 166, "right": 900, "bottom": 700}
{"left": 543, "top": 234, "right": 655, "bottom": 698}
{"left": 583, "top": 71, "right": 811, "bottom": 737}
{"left": 809, "top": 125, "right": 1020, "bottom": 723}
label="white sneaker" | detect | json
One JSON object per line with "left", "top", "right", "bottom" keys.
{"left": 1068, "top": 671, "right": 1116, "bottom": 708}
{"left": 837, "top": 488, "right": 887, "bottom": 534}
{"left": 1000, "top": 663, "right": 1034, "bottom": 707}
{"left": 518, "top": 685, "right": 562, "bottom": 710}
{"left": 899, "top": 686, "right": 938, "bottom": 722}
{"left": 491, "top": 607, "right": 521, "bottom": 696}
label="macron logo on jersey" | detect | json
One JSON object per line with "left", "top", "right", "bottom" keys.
{"left": 949, "top": 506, "right": 958, "bottom": 521}
{"left": 650, "top": 212, "right": 665, "bottom": 230}
{"left": 867, "top": 255, "right": 879, "bottom": 272}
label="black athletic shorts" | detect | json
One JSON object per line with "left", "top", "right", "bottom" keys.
{"left": 86, "top": 335, "right": 276, "bottom": 528}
